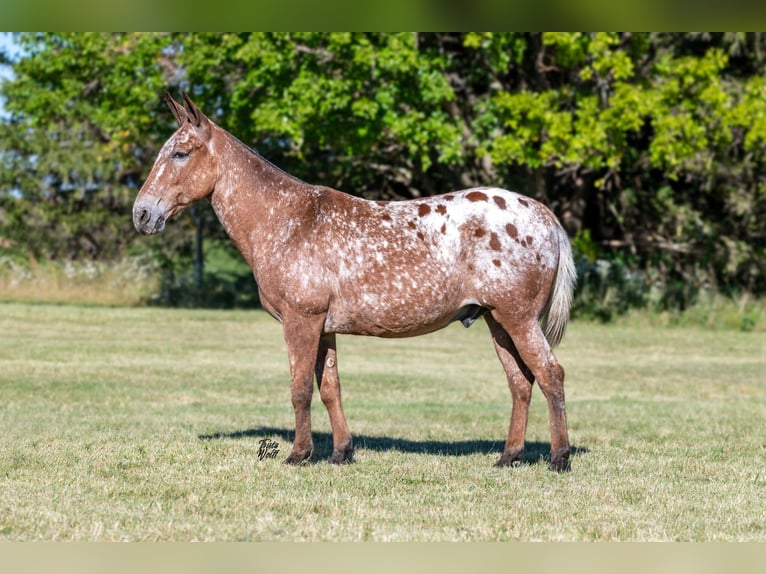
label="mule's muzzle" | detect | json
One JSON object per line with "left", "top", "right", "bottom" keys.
{"left": 133, "top": 202, "right": 166, "bottom": 235}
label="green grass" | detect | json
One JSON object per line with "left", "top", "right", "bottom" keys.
{"left": 1, "top": 302, "right": 764, "bottom": 541}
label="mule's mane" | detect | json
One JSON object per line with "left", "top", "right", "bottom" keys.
{"left": 222, "top": 128, "right": 310, "bottom": 188}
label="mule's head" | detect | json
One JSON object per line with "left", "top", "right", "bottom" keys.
{"left": 133, "top": 93, "right": 219, "bottom": 235}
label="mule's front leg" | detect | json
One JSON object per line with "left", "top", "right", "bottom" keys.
{"left": 282, "top": 314, "right": 325, "bottom": 465}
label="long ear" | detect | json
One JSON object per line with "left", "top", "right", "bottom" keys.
{"left": 181, "top": 92, "right": 211, "bottom": 138}
{"left": 164, "top": 92, "right": 188, "bottom": 126}
{"left": 182, "top": 92, "right": 209, "bottom": 130}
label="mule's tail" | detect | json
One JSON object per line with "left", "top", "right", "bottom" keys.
{"left": 541, "top": 226, "right": 577, "bottom": 348}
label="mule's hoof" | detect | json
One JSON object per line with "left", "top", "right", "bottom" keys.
{"left": 283, "top": 448, "right": 313, "bottom": 465}
{"left": 548, "top": 451, "right": 571, "bottom": 473}
{"left": 328, "top": 448, "right": 354, "bottom": 465}
{"left": 493, "top": 450, "right": 524, "bottom": 468}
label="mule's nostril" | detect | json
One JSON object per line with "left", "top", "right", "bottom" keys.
{"left": 133, "top": 204, "right": 159, "bottom": 234}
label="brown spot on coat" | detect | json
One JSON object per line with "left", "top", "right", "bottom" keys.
{"left": 505, "top": 223, "right": 518, "bottom": 240}
{"left": 492, "top": 259, "right": 501, "bottom": 267}
{"left": 418, "top": 204, "right": 431, "bottom": 217}
{"left": 417, "top": 231, "right": 425, "bottom": 241}
{"left": 489, "top": 232, "right": 501, "bottom": 251}
{"left": 443, "top": 194, "right": 455, "bottom": 201}
{"left": 475, "top": 228, "right": 486, "bottom": 238}
{"left": 408, "top": 220, "right": 417, "bottom": 230}
{"left": 440, "top": 223, "right": 446, "bottom": 234}
{"left": 466, "top": 191, "right": 489, "bottom": 202}
{"left": 518, "top": 197, "right": 529, "bottom": 207}
{"left": 525, "top": 235, "right": 534, "bottom": 246}
{"left": 381, "top": 213, "right": 392, "bottom": 221}
{"left": 436, "top": 204, "right": 447, "bottom": 215}
{"left": 493, "top": 196, "right": 507, "bottom": 210}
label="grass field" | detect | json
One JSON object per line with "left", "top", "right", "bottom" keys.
{"left": 0, "top": 302, "right": 764, "bottom": 541}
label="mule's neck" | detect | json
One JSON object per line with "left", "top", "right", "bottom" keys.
{"left": 207, "top": 125, "right": 319, "bottom": 269}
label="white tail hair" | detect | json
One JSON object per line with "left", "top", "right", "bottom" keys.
{"left": 541, "top": 226, "right": 577, "bottom": 348}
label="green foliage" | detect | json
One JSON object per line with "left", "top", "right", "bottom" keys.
{"left": 1, "top": 33, "right": 765, "bottom": 313}
{"left": 572, "top": 256, "right": 648, "bottom": 323}
{"left": 152, "top": 239, "right": 259, "bottom": 309}
{"left": 481, "top": 33, "right": 766, "bottom": 300}
{"left": 180, "top": 33, "right": 466, "bottom": 195}
{"left": 571, "top": 228, "right": 600, "bottom": 262}
{"left": 0, "top": 32, "right": 176, "bottom": 261}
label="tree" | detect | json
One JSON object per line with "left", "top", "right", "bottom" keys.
{"left": 0, "top": 33, "right": 176, "bottom": 260}
{"left": 477, "top": 32, "right": 766, "bottom": 296}
{"left": 177, "top": 33, "right": 470, "bottom": 199}
{"left": 2, "top": 33, "right": 764, "bottom": 310}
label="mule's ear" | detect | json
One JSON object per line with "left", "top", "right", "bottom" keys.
{"left": 164, "top": 92, "right": 188, "bottom": 126}
{"left": 182, "top": 92, "right": 210, "bottom": 131}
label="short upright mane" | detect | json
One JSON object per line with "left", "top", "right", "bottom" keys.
{"left": 224, "top": 128, "right": 310, "bottom": 187}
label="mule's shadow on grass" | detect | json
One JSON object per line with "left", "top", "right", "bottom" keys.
{"left": 199, "top": 426, "right": 588, "bottom": 466}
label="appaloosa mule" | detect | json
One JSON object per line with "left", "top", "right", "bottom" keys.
{"left": 133, "top": 94, "right": 577, "bottom": 471}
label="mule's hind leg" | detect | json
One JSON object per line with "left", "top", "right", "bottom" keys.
{"left": 492, "top": 312, "right": 571, "bottom": 472}
{"left": 315, "top": 334, "right": 353, "bottom": 464}
{"left": 485, "top": 314, "right": 534, "bottom": 467}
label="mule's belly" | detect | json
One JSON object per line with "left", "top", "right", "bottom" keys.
{"left": 324, "top": 302, "right": 483, "bottom": 338}
{"left": 321, "top": 238, "right": 469, "bottom": 337}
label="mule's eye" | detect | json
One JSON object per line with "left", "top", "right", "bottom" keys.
{"left": 172, "top": 150, "right": 189, "bottom": 160}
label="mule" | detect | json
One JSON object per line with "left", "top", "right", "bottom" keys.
{"left": 133, "top": 93, "right": 577, "bottom": 471}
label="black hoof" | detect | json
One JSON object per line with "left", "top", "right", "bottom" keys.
{"left": 328, "top": 448, "right": 354, "bottom": 464}
{"left": 283, "top": 448, "right": 313, "bottom": 465}
{"left": 493, "top": 450, "right": 524, "bottom": 468}
{"left": 548, "top": 450, "right": 571, "bottom": 472}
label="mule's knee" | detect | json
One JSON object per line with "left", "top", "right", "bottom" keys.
{"left": 291, "top": 389, "right": 313, "bottom": 410}
{"left": 542, "top": 355, "right": 564, "bottom": 383}
{"left": 318, "top": 357, "right": 340, "bottom": 401}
